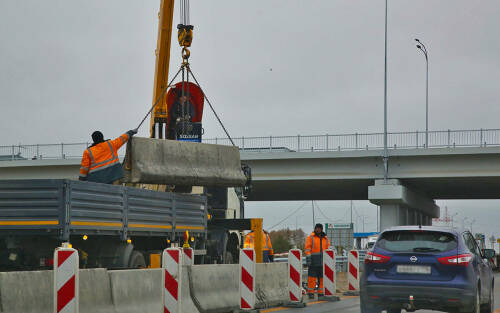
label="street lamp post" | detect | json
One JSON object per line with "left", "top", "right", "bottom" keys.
{"left": 383, "top": 0, "right": 389, "bottom": 181}
{"left": 415, "top": 39, "right": 429, "bottom": 148}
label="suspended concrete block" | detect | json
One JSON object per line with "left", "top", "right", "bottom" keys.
{"left": 123, "top": 137, "right": 246, "bottom": 187}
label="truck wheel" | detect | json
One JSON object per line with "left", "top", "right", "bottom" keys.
{"left": 128, "top": 251, "right": 146, "bottom": 268}
{"left": 224, "top": 251, "right": 234, "bottom": 264}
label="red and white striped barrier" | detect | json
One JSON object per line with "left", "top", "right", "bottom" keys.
{"left": 348, "top": 250, "right": 360, "bottom": 291}
{"left": 239, "top": 248, "right": 256, "bottom": 310}
{"left": 323, "top": 249, "right": 336, "bottom": 296}
{"left": 162, "top": 248, "right": 183, "bottom": 313}
{"left": 288, "top": 249, "right": 303, "bottom": 303}
{"left": 54, "top": 243, "right": 79, "bottom": 313}
{"left": 183, "top": 247, "right": 194, "bottom": 266}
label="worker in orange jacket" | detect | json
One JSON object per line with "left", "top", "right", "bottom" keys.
{"left": 79, "top": 129, "right": 137, "bottom": 184}
{"left": 244, "top": 230, "right": 274, "bottom": 262}
{"left": 304, "top": 223, "right": 330, "bottom": 298}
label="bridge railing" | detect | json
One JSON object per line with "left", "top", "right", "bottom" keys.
{"left": 204, "top": 128, "right": 500, "bottom": 152}
{"left": 1, "top": 129, "right": 500, "bottom": 160}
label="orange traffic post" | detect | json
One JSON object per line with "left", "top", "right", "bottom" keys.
{"left": 251, "top": 218, "right": 263, "bottom": 263}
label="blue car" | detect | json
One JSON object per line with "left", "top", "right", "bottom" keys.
{"left": 360, "top": 226, "right": 495, "bottom": 313}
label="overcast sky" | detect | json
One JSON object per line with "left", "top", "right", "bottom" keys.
{"left": 1, "top": 1, "right": 500, "bottom": 246}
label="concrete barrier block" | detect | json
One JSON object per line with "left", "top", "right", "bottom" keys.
{"left": 79, "top": 268, "right": 116, "bottom": 313}
{"left": 0, "top": 270, "right": 53, "bottom": 313}
{"left": 0, "top": 268, "right": 115, "bottom": 313}
{"left": 188, "top": 264, "right": 239, "bottom": 312}
{"left": 255, "top": 263, "right": 288, "bottom": 309}
{"left": 109, "top": 268, "right": 199, "bottom": 313}
{"left": 109, "top": 269, "right": 161, "bottom": 313}
{"left": 181, "top": 267, "right": 200, "bottom": 313}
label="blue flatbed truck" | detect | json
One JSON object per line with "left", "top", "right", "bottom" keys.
{"left": 0, "top": 179, "right": 251, "bottom": 270}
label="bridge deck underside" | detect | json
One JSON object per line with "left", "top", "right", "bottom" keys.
{"left": 248, "top": 177, "right": 500, "bottom": 201}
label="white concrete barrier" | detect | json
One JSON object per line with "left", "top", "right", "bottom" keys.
{"left": 255, "top": 263, "right": 288, "bottom": 308}
{"left": 0, "top": 269, "right": 115, "bottom": 313}
{"left": 187, "top": 264, "right": 239, "bottom": 312}
{"left": 78, "top": 269, "right": 115, "bottom": 313}
{"left": 0, "top": 270, "right": 53, "bottom": 313}
{"left": 109, "top": 268, "right": 199, "bottom": 313}
{"left": 109, "top": 269, "right": 162, "bottom": 313}
{"left": 0, "top": 259, "right": 290, "bottom": 313}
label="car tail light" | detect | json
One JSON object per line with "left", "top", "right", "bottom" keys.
{"left": 365, "top": 251, "right": 391, "bottom": 264}
{"left": 438, "top": 254, "right": 472, "bottom": 266}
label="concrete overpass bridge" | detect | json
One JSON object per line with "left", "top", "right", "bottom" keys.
{"left": 2, "top": 129, "right": 500, "bottom": 229}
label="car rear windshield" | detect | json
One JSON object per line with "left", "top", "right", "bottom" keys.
{"left": 377, "top": 230, "right": 457, "bottom": 253}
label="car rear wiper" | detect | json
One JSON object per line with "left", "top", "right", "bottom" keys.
{"left": 413, "top": 247, "right": 441, "bottom": 252}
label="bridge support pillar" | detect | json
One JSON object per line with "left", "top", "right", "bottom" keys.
{"left": 369, "top": 179, "right": 439, "bottom": 231}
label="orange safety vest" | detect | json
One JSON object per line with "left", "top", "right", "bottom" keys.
{"left": 304, "top": 232, "right": 330, "bottom": 257}
{"left": 244, "top": 231, "right": 274, "bottom": 255}
{"left": 79, "top": 132, "right": 130, "bottom": 183}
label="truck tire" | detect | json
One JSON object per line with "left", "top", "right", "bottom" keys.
{"left": 128, "top": 251, "right": 146, "bottom": 268}
{"left": 224, "top": 251, "right": 234, "bottom": 264}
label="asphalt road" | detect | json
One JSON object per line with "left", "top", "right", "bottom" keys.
{"left": 262, "top": 273, "right": 500, "bottom": 313}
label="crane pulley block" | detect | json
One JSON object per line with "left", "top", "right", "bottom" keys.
{"left": 177, "top": 24, "right": 194, "bottom": 48}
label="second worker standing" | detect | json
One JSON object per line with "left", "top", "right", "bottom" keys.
{"left": 304, "top": 223, "right": 330, "bottom": 298}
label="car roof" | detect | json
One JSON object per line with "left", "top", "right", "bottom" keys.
{"left": 381, "top": 225, "right": 467, "bottom": 236}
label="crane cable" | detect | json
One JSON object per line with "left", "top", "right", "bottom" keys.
{"left": 135, "top": 66, "right": 183, "bottom": 131}
{"left": 180, "top": 0, "right": 190, "bottom": 26}
{"left": 187, "top": 66, "right": 235, "bottom": 146}
{"left": 139, "top": 0, "right": 235, "bottom": 146}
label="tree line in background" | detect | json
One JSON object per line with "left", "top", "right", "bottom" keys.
{"left": 268, "top": 228, "right": 308, "bottom": 253}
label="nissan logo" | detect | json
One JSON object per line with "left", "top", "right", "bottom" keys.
{"left": 410, "top": 256, "right": 418, "bottom": 263}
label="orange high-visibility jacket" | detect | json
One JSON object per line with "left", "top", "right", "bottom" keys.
{"left": 304, "top": 232, "right": 330, "bottom": 260}
{"left": 244, "top": 231, "right": 274, "bottom": 255}
{"left": 79, "top": 132, "right": 130, "bottom": 183}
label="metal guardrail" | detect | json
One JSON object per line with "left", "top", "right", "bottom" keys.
{"left": 204, "top": 129, "right": 500, "bottom": 152}
{"left": 1, "top": 129, "right": 499, "bottom": 161}
{"left": 336, "top": 250, "right": 366, "bottom": 272}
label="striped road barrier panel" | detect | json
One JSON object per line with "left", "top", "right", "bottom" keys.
{"left": 344, "top": 250, "right": 360, "bottom": 296}
{"left": 162, "top": 248, "right": 183, "bottom": 313}
{"left": 285, "top": 249, "right": 305, "bottom": 308}
{"left": 54, "top": 243, "right": 79, "bottom": 313}
{"left": 183, "top": 247, "right": 194, "bottom": 266}
{"left": 239, "top": 248, "right": 257, "bottom": 311}
{"left": 321, "top": 249, "right": 339, "bottom": 301}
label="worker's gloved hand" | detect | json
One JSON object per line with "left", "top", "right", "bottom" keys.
{"left": 127, "top": 128, "right": 138, "bottom": 137}
{"left": 306, "top": 256, "right": 311, "bottom": 266}
{"left": 78, "top": 176, "right": 87, "bottom": 181}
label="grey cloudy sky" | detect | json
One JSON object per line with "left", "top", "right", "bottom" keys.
{"left": 1, "top": 1, "right": 500, "bottom": 245}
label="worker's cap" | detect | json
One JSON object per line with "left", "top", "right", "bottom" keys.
{"left": 92, "top": 131, "right": 104, "bottom": 143}
{"left": 314, "top": 223, "right": 323, "bottom": 230}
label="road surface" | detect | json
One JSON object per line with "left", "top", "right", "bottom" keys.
{"left": 262, "top": 273, "right": 500, "bottom": 313}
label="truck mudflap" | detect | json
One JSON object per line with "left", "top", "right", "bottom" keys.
{"left": 122, "top": 137, "right": 247, "bottom": 187}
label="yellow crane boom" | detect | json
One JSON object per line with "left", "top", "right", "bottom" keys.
{"left": 150, "top": 0, "right": 175, "bottom": 139}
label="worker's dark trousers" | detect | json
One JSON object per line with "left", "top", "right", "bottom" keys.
{"left": 307, "top": 266, "right": 324, "bottom": 295}
{"left": 263, "top": 250, "right": 271, "bottom": 263}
